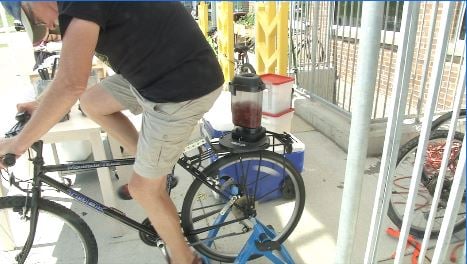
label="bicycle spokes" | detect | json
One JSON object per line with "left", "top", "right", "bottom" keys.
{"left": 182, "top": 151, "right": 305, "bottom": 262}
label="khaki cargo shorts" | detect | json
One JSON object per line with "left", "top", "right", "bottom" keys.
{"left": 100, "top": 74, "right": 222, "bottom": 178}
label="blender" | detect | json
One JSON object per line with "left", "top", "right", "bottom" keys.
{"left": 220, "top": 73, "right": 269, "bottom": 151}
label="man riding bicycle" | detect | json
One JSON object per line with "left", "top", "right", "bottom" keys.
{"left": 0, "top": 2, "right": 224, "bottom": 263}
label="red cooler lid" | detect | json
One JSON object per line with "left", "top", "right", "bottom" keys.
{"left": 260, "top": 74, "right": 294, "bottom": 85}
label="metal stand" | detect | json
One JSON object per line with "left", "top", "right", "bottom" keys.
{"left": 234, "top": 219, "right": 295, "bottom": 264}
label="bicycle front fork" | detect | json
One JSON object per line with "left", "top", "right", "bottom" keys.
{"left": 15, "top": 187, "right": 41, "bottom": 264}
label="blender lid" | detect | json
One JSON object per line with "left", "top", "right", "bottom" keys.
{"left": 229, "top": 73, "right": 265, "bottom": 95}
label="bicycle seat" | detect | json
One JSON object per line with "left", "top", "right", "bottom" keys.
{"left": 234, "top": 43, "right": 250, "bottom": 53}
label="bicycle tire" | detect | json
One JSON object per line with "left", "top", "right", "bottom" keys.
{"left": 430, "top": 109, "right": 466, "bottom": 133}
{"left": 387, "top": 130, "right": 465, "bottom": 238}
{"left": 0, "top": 196, "right": 98, "bottom": 264}
{"left": 181, "top": 150, "right": 305, "bottom": 262}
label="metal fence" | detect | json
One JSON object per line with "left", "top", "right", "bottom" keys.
{"left": 288, "top": 1, "right": 466, "bottom": 120}
{"left": 289, "top": 2, "right": 466, "bottom": 263}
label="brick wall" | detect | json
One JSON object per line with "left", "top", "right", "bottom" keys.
{"left": 301, "top": 2, "right": 465, "bottom": 118}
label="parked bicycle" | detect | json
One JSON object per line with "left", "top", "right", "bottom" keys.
{"left": 289, "top": 25, "right": 326, "bottom": 91}
{"left": 0, "top": 112, "right": 305, "bottom": 263}
{"left": 207, "top": 27, "right": 256, "bottom": 75}
{"left": 234, "top": 42, "right": 256, "bottom": 74}
{"left": 388, "top": 109, "right": 466, "bottom": 238}
{"left": 290, "top": 33, "right": 325, "bottom": 67}
{"left": 430, "top": 108, "right": 466, "bottom": 135}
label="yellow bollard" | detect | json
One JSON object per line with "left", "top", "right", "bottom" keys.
{"left": 216, "top": 2, "right": 235, "bottom": 82}
{"left": 198, "top": 2, "right": 208, "bottom": 36}
{"left": 277, "top": 2, "right": 289, "bottom": 75}
{"left": 255, "top": 2, "right": 289, "bottom": 75}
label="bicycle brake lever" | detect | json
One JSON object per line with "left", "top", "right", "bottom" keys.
{"left": 9, "top": 172, "right": 16, "bottom": 186}
{"left": 5, "top": 112, "right": 31, "bottom": 138}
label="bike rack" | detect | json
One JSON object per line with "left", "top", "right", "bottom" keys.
{"left": 234, "top": 219, "right": 295, "bottom": 264}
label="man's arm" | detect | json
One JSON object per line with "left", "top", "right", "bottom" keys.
{"left": 12, "top": 18, "right": 100, "bottom": 154}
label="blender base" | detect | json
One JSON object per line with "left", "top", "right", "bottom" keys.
{"left": 219, "top": 133, "right": 269, "bottom": 153}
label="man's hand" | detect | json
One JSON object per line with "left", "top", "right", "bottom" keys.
{"left": 1, "top": 102, "right": 36, "bottom": 168}
{"left": 17, "top": 100, "right": 39, "bottom": 115}
{"left": 0, "top": 137, "right": 24, "bottom": 169}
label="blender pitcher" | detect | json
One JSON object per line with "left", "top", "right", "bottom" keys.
{"left": 229, "top": 73, "right": 266, "bottom": 142}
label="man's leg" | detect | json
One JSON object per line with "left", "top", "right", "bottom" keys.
{"left": 81, "top": 87, "right": 197, "bottom": 262}
{"left": 127, "top": 87, "right": 221, "bottom": 263}
{"left": 129, "top": 173, "right": 198, "bottom": 263}
{"left": 81, "top": 78, "right": 221, "bottom": 263}
{"left": 79, "top": 85, "right": 138, "bottom": 155}
{"left": 80, "top": 82, "right": 140, "bottom": 199}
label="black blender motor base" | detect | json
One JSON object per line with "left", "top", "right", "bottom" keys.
{"left": 219, "top": 126, "right": 269, "bottom": 153}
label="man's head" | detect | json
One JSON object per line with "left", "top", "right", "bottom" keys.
{"left": 2, "top": 1, "right": 59, "bottom": 46}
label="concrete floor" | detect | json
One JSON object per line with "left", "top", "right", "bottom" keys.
{"left": 0, "top": 31, "right": 464, "bottom": 264}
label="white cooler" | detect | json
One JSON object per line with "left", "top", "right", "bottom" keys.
{"left": 260, "top": 74, "right": 294, "bottom": 115}
{"left": 262, "top": 108, "right": 295, "bottom": 134}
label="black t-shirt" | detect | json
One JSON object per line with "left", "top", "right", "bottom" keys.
{"left": 58, "top": 2, "right": 224, "bottom": 103}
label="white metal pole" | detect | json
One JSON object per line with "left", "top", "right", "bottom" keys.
{"left": 334, "top": 2, "right": 384, "bottom": 263}
{"left": 415, "top": 2, "right": 439, "bottom": 122}
{"left": 311, "top": 2, "right": 319, "bottom": 68}
{"left": 364, "top": 2, "right": 420, "bottom": 263}
{"left": 394, "top": 2, "right": 456, "bottom": 263}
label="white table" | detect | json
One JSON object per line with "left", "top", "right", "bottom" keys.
{"left": 41, "top": 107, "right": 121, "bottom": 214}
{"left": 1, "top": 106, "right": 124, "bottom": 250}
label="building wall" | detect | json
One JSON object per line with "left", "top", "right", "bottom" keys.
{"left": 308, "top": 2, "right": 465, "bottom": 118}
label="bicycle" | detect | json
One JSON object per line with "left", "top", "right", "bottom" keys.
{"left": 289, "top": 22, "right": 326, "bottom": 68}
{"left": 0, "top": 112, "right": 305, "bottom": 263}
{"left": 207, "top": 27, "right": 256, "bottom": 75}
{"left": 233, "top": 42, "right": 256, "bottom": 74}
{"left": 289, "top": 25, "right": 327, "bottom": 92}
{"left": 387, "top": 109, "right": 466, "bottom": 237}
{"left": 387, "top": 129, "right": 465, "bottom": 238}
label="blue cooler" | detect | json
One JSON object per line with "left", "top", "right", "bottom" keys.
{"left": 200, "top": 92, "right": 305, "bottom": 201}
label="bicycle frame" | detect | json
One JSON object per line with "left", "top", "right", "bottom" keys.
{"left": 9, "top": 128, "right": 296, "bottom": 263}
{"left": 14, "top": 139, "right": 245, "bottom": 263}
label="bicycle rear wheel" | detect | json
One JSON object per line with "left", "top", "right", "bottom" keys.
{"left": 387, "top": 130, "right": 465, "bottom": 238}
{"left": 181, "top": 150, "right": 305, "bottom": 263}
{"left": 0, "top": 196, "right": 98, "bottom": 264}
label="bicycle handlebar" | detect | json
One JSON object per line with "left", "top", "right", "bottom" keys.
{"left": 1, "top": 112, "right": 31, "bottom": 167}
{"left": 2, "top": 153, "right": 16, "bottom": 167}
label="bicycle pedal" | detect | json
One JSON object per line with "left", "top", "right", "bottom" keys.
{"left": 139, "top": 218, "right": 162, "bottom": 247}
